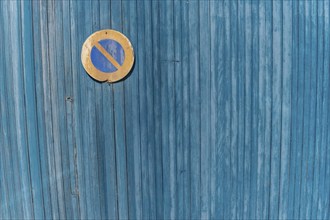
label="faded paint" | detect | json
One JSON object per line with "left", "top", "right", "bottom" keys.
{"left": 0, "top": 1, "right": 329, "bottom": 219}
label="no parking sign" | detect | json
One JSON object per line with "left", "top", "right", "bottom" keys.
{"left": 81, "top": 29, "right": 134, "bottom": 83}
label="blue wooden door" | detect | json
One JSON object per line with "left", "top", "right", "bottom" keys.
{"left": 1, "top": 1, "right": 329, "bottom": 219}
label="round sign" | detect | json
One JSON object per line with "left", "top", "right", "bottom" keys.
{"left": 81, "top": 29, "right": 134, "bottom": 83}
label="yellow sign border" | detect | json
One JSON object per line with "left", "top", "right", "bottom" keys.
{"left": 81, "top": 29, "right": 134, "bottom": 83}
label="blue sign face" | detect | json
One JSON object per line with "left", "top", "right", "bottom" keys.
{"left": 90, "top": 39, "right": 125, "bottom": 73}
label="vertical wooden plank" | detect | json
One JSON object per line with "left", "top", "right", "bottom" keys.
{"left": 159, "top": 0, "right": 176, "bottom": 218}
{"left": 160, "top": 6, "right": 170, "bottom": 214}
{"left": 174, "top": 0, "right": 184, "bottom": 219}
{"left": 54, "top": 0, "right": 76, "bottom": 218}
{"left": 77, "top": 1, "right": 102, "bottom": 219}
{"left": 0, "top": 24, "right": 7, "bottom": 220}
{"left": 293, "top": 1, "right": 306, "bottom": 218}
{"left": 325, "top": 6, "right": 330, "bottom": 215}
{"left": 304, "top": 1, "right": 318, "bottom": 219}
{"left": 209, "top": 1, "right": 221, "bottom": 218}
{"left": 0, "top": 3, "right": 11, "bottom": 218}
{"left": 167, "top": 0, "right": 177, "bottom": 214}
{"left": 78, "top": 2, "right": 92, "bottom": 217}
{"left": 123, "top": 0, "right": 142, "bottom": 219}
{"left": 142, "top": 1, "right": 157, "bottom": 219}
{"left": 47, "top": 1, "right": 67, "bottom": 218}
{"left": 81, "top": 1, "right": 93, "bottom": 217}
{"left": 237, "top": 1, "right": 246, "bottom": 218}
{"left": 131, "top": 0, "right": 144, "bottom": 218}
{"left": 199, "top": 0, "right": 211, "bottom": 219}
{"left": 221, "top": 1, "right": 231, "bottom": 219}
{"left": 269, "top": 1, "right": 282, "bottom": 219}
{"left": 96, "top": 1, "right": 119, "bottom": 219}
{"left": 288, "top": 1, "right": 298, "bottom": 218}
{"left": 20, "top": 1, "right": 44, "bottom": 218}
{"left": 0, "top": 4, "right": 10, "bottom": 219}
{"left": 2, "top": 7, "right": 23, "bottom": 218}
{"left": 91, "top": 2, "right": 107, "bottom": 219}
{"left": 319, "top": 2, "right": 329, "bottom": 219}
{"left": 279, "top": 1, "right": 292, "bottom": 219}
{"left": 188, "top": 0, "right": 201, "bottom": 218}
{"left": 244, "top": 1, "right": 252, "bottom": 218}
{"left": 256, "top": 1, "right": 266, "bottom": 218}
{"left": 81, "top": 1, "right": 102, "bottom": 219}
{"left": 250, "top": 2, "right": 259, "bottom": 218}
{"left": 4, "top": 3, "right": 20, "bottom": 218}
{"left": 89, "top": 2, "right": 102, "bottom": 219}
{"left": 136, "top": 0, "right": 151, "bottom": 218}
{"left": 122, "top": 1, "right": 136, "bottom": 218}
{"left": 230, "top": 1, "right": 239, "bottom": 218}
{"left": 39, "top": 1, "right": 60, "bottom": 218}
{"left": 181, "top": 0, "right": 191, "bottom": 218}
{"left": 111, "top": 1, "right": 129, "bottom": 219}
{"left": 122, "top": 1, "right": 135, "bottom": 218}
{"left": 151, "top": 1, "right": 163, "bottom": 219}
{"left": 31, "top": 1, "right": 54, "bottom": 218}
{"left": 312, "top": 1, "right": 324, "bottom": 219}
{"left": 8, "top": 1, "right": 34, "bottom": 218}
{"left": 78, "top": 1, "right": 92, "bottom": 215}
{"left": 67, "top": 2, "right": 82, "bottom": 218}
{"left": 303, "top": 4, "right": 314, "bottom": 217}
{"left": 300, "top": 1, "right": 311, "bottom": 218}
{"left": 61, "top": 0, "right": 80, "bottom": 219}
{"left": 263, "top": 1, "right": 272, "bottom": 218}
{"left": 69, "top": 0, "right": 87, "bottom": 218}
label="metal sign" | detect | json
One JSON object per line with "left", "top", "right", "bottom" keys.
{"left": 81, "top": 29, "right": 134, "bottom": 83}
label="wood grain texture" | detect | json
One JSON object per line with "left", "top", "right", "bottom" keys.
{"left": 1, "top": 1, "right": 330, "bottom": 219}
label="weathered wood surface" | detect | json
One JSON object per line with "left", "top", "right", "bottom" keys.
{"left": 0, "top": 1, "right": 329, "bottom": 219}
